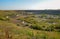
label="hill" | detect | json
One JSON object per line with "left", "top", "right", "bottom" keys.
{"left": 0, "top": 10, "right": 60, "bottom": 39}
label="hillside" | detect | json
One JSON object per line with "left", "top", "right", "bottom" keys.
{"left": 0, "top": 10, "right": 60, "bottom": 39}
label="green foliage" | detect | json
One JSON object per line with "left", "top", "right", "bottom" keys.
{"left": 30, "top": 24, "right": 42, "bottom": 30}
{"left": 0, "top": 10, "right": 60, "bottom": 39}
{"left": 45, "top": 26, "right": 54, "bottom": 31}
{"left": 35, "top": 33, "right": 46, "bottom": 39}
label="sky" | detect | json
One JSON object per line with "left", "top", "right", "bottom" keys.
{"left": 0, "top": 0, "right": 60, "bottom": 10}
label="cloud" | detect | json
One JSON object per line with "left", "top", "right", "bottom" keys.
{"left": 30, "top": 0, "right": 60, "bottom": 10}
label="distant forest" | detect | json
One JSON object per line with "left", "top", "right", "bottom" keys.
{"left": 24, "top": 10, "right": 60, "bottom": 14}
{"left": 0, "top": 10, "right": 60, "bottom": 14}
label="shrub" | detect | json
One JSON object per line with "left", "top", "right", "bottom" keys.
{"left": 0, "top": 17, "right": 10, "bottom": 21}
{"left": 54, "top": 26, "right": 60, "bottom": 32}
{"left": 45, "top": 26, "right": 54, "bottom": 31}
{"left": 0, "top": 17, "right": 4, "bottom": 21}
{"left": 30, "top": 24, "right": 42, "bottom": 30}
{"left": 35, "top": 32, "right": 46, "bottom": 39}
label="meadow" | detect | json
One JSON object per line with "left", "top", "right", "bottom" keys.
{"left": 0, "top": 10, "right": 60, "bottom": 39}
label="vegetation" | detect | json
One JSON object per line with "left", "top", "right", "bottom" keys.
{"left": 0, "top": 10, "right": 60, "bottom": 39}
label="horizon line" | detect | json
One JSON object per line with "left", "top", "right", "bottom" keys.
{"left": 0, "top": 9, "right": 60, "bottom": 10}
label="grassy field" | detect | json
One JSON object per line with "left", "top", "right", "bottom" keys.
{"left": 0, "top": 10, "right": 60, "bottom": 39}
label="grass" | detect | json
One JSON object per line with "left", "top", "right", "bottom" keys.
{"left": 0, "top": 21, "right": 60, "bottom": 39}
{"left": 0, "top": 10, "right": 60, "bottom": 39}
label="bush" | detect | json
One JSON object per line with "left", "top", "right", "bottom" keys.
{"left": 54, "top": 26, "right": 60, "bottom": 32}
{"left": 35, "top": 32, "right": 46, "bottom": 39}
{"left": 45, "top": 26, "right": 54, "bottom": 31}
{"left": 0, "top": 17, "right": 4, "bottom": 20}
{"left": 30, "top": 24, "right": 42, "bottom": 30}
{"left": 0, "top": 17, "right": 10, "bottom": 21}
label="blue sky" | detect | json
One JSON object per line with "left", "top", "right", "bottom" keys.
{"left": 0, "top": 0, "right": 60, "bottom": 10}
